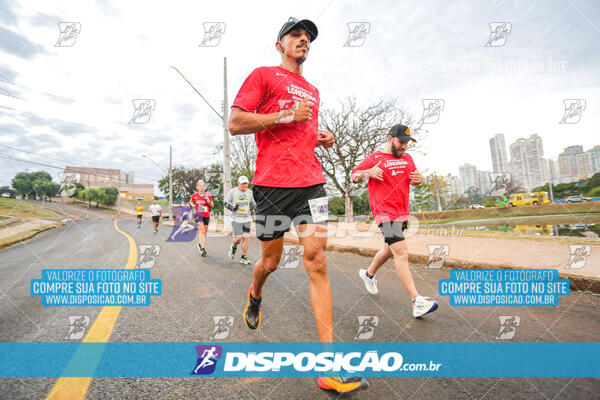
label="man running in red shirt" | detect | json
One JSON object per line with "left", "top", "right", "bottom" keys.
{"left": 352, "top": 124, "right": 439, "bottom": 317}
{"left": 190, "top": 180, "right": 214, "bottom": 256}
{"left": 229, "top": 17, "right": 368, "bottom": 394}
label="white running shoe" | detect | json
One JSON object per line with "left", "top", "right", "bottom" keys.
{"left": 359, "top": 269, "right": 378, "bottom": 295}
{"left": 412, "top": 295, "right": 438, "bottom": 318}
{"left": 240, "top": 256, "right": 251, "bottom": 265}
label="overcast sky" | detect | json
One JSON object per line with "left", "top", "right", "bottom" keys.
{"left": 1, "top": 0, "right": 599, "bottom": 192}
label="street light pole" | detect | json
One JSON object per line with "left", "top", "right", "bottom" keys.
{"left": 169, "top": 145, "right": 173, "bottom": 220}
{"left": 223, "top": 57, "right": 231, "bottom": 208}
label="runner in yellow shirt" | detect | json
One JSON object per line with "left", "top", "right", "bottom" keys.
{"left": 135, "top": 202, "right": 144, "bottom": 229}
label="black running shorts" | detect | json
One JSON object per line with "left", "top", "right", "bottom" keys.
{"left": 151, "top": 215, "right": 160, "bottom": 223}
{"left": 378, "top": 220, "right": 408, "bottom": 246}
{"left": 253, "top": 184, "right": 328, "bottom": 242}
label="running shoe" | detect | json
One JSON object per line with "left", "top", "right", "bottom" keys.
{"left": 240, "top": 255, "right": 251, "bottom": 265}
{"left": 229, "top": 244, "right": 237, "bottom": 260}
{"left": 412, "top": 295, "right": 438, "bottom": 317}
{"left": 359, "top": 269, "right": 378, "bottom": 295}
{"left": 243, "top": 285, "right": 261, "bottom": 329}
{"left": 317, "top": 376, "right": 369, "bottom": 394}
{"left": 201, "top": 248, "right": 207, "bottom": 257}
{"left": 197, "top": 244, "right": 202, "bottom": 253}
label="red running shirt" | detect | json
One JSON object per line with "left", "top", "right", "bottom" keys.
{"left": 352, "top": 151, "right": 416, "bottom": 225}
{"left": 232, "top": 66, "right": 326, "bottom": 188}
{"left": 190, "top": 192, "right": 213, "bottom": 217}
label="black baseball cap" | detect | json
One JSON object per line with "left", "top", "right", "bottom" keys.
{"left": 389, "top": 124, "right": 416, "bottom": 142}
{"left": 278, "top": 17, "right": 318, "bottom": 42}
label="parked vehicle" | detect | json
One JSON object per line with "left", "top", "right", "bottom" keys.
{"left": 566, "top": 195, "right": 592, "bottom": 203}
{"left": 506, "top": 192, "right": 551, "bottom": 207}
{"left": 469, "top": 204, "right": 485, "bottom": 209}
{"left": 135, "top": 195, "right": 144, "bottom": 201}
{"left": 1, "top": 193, "right": 12, "bottom": 198}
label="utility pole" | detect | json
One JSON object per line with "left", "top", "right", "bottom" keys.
{"left": 223, "top": 57, "right": 232, "bottom": 214}
{"left": 169, "top": 146, "right": 173, "bottom": 220}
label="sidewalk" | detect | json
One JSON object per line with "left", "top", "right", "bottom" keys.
{"left": 0, "top": 218, "right": 59, "bottom": 249}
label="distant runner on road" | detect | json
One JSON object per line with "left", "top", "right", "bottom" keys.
{"left": 190, "top": 180, "right": 214, "bottom": 256}
{"left": 149, "top": 199, "right": 162, "bottom": 234}
{"left": 135, "top": 202, "right": 144, "bottom": 229}
{"left": 225, "top": 175, "right": 256, "bottom": 265}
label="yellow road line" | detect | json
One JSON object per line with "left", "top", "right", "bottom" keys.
{"left": 46, "top": 220, "right": 137, "bottom": 400}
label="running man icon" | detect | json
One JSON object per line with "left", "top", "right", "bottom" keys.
{"left": 191, "top": 345, "right": 222, "bottom": 375}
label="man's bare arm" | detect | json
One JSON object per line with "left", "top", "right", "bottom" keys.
{"left": 228, "top": 107, "right": 280, "bottom": 135}
{"left": 229, "top": 100, "right": 314, "bottom": 135}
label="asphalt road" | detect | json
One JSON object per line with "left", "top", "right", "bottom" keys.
{"left": 1, "top": 202, "right": 599, "bottom": 399}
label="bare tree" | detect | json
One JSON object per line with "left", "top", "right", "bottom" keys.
{"left": 231, "top": 134, "right": 257, "bottom": 173}
{"left": 316, "top": 97, "right": 423, "bottom": 221}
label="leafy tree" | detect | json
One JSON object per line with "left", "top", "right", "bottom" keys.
{"left": 88, "top": 188, "right": 101, "bottom": 207}
{"left": 11, "top": 171, "right": 57, "bottom": 200}
{"left": 412, "top": 183, "right": 433, "bottom": 211}
{"left": 328, "top": 197, "right": 345, "bottom": 217}
{"left": 12, "top": 172, "right": 35, "bottom": 198}
{"left": 77, "top": 189, "right": 92, "bottom": 206}
{"left": 586, "top": 186, "right": 600, "bottom": 197}
{"left": 158, "top": 164, "right": 225, "bottom": 214}
{"left": 103, "top": 187, "right": 119, "bottom": 205}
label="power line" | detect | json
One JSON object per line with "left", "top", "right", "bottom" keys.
{"left": 0, "top": 153, "right": 156, "bottom": 186}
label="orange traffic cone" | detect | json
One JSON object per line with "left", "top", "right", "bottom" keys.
{"left": 111, "top": 216, "right": 114, "bottom": 221}
{"left": 99, "top": 216, "right": 103, "bottom": 220}
{"left": 75, "top": 217, "right": 79, "bottom": 221}
{"left": 85, "top": 215, "right": 89, "bottom": 221}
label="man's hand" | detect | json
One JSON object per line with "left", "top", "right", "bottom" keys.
{"left": 409, "top": 170, "right": 424, "bottom": 186}
{"left": 293, "top": 99, "right": 313, "bottom": 123}
{"left": 368, "top": 161, "right": 384, "bottom": 181}
{"left": 316, "top": 131, "right": 335, "bottom": 148}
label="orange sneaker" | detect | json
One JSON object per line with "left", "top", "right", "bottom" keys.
{"left": 317, "top": 376, "right": 369, "bottom": 394}
{"left": 243, "top": 285, "right": 261, "bottom": 329}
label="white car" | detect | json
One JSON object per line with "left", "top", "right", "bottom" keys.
{"left": 469, "top": 204, "right": 486, "bottom": 209}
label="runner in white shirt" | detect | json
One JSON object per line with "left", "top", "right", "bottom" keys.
{"left": 149, "top": 198, "right": 162, "bottom": 234}
{"left": 225, "top": 176, "right": 256, "bottom": 265}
